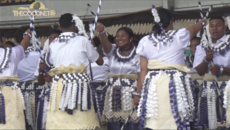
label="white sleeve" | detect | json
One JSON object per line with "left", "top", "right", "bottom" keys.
{"left": 85, "top": 39, "right": 99, "bottom": 63}
{"left": 104, "top": 44, "right": 116, "bottom": 59}
{"left": 175, "top": 28, "right": 191, "bottom": 48}
{"left": 136, "top": 36, "right": 148, "bottom": 57}
{"left": 34, "top": 59, "right": 40, "bottom": 77}
{"left": 34, "top": 52, "right": 42, "bottom": 77}
{"left": 103, "top": 57, "right": 110, "bottom": 72}
{"left": 12, "top": 45, "right": 25, "bottom": 63}
{"left": 193, "top": 45, "right": 206, "bottom": 68}
{"left": 135, "top": 54, "right": 141, "bottom": 73}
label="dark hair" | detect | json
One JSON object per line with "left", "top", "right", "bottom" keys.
{"left": 116, "top": 27, "right": 134, "bottom": 38}
{"left": 152, "top": 8, "right": 173, "bottom": 35}
{"left": 191, "top": 37, "right": 201, "bottom": 42}
{"left": 0, "top": 28, "right": 5, "bottom": 42}
{"left": 132, "top": 39, "right": 139, "bottom": 47}
{"left": 50, "top": 29, "right": 61, "bottom": 35}
{"left": 209, "top": 16, "right": 225, "bottom": 23}
{"left": 93, "top": 36, "right": 101, "bottom": 47}
{"left": 108, "top": 34, "right": 115, "bottom": 43}
{"left": 14, "top": 26, "right": 30, "bottom": 43}
{"left": 59, "top": 13, "right": 75, "bottom": 29}
{"left": 6, "top": 41, "right": 15, "bottom": 47}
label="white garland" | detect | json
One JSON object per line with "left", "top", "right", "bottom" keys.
{"left": 109, "top": 86, "right": 113, "bottom": 113}
{"left": 185, "top": 74, "right": 195, "bottom": 118}
{"left": 151, "top": 6, "right": 160, "bottom": 23}
{"left": 18, "top": 88, "right": 25, "bottom": 110}
{"left": 59, "top": 80, "right": 67, "bottom": 111}
{"left": 43, "top": 39, "right": 50, "bottom": 54}
{"left": 0, "top": 47, "right": 11, "bottom": 72}
{"left": 89, "top": 23, "right": 94, "bottom": 39}
{"left": 137, "top": 72, "right": 150, "bottom": 117}
{"left": 116, "top": 46, "right": 136, "bottom": 59}
{"left": 42, "top": 95, "right": 48, "bottom": 129}
{"left": 150, "top": 30, "right": 177, "bottom": 50}
{"left": 82, "top": 82, "right": 88, "bottom": 110}
{"left": 224, "top": 80, "right": 230, "bottom": 127}
{"left": 12, "top": 86, "right": 18, "bottom": 116}
{"left": 72, "top": 14, "right": 89, "bottom": 38}
{"left": 72, "top": 81, "right": 77, "bottom": 109}
{"left": 145, "top": 71, "right": 162, "bottom": 119}
{"left": 201, "top": 34, "right": 230, "bottom": 51}
{"left": 226, "top": 16, "right": 230, "bottom": 30}
{"left": 64, "top": 82, "right": 72, "bottom": 108}
{"left": 174, "top": 71, "right": 190, "bottom": 118}
{"left": 49, "top": 75, "right": 59, "bottom": 110}
{"left": 122, "top": 87, "right": 133, "bottom": 111}
{"left": 78, "top": 80, "right": 82, "bottom": 104}
{"left": 206, "top": 81, "right": 217, "bottom": 129}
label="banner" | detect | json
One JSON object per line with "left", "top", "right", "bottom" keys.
{"left": 0, "top": 0, "right": 35, "bottom": 6}
{"left": 12, "top": 1, "right": 56, "bottom": 17}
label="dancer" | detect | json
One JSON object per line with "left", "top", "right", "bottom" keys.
{"left": 135, "top": 7, "right": 206, "bottom": 130}
{"left": 96, "top": 23, "right": 140, "bottom": 130}
{"left": 37, "top": 29, "right": 61, "bottom": 86}
{"left": 0, "top": 28, "right": 32, "bottom": 129}
{"left": 45, "top": 13, "right": 103, "bottom": 130}
{"left": 194, "top": 16, "right": 230, "bottom": 129}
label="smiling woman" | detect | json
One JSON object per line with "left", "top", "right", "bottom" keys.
{"left": 96, "top": 23, "right": 140, "bottom": 130}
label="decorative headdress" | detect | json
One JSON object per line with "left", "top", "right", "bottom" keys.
{"left": 72, "top": 14, "right": 89, "bottom": 38}
{"left": 224, "top": 14, "right": 230, "bottom": 30}
{"left": 150, "top": 5, "right": 178, "bottom": 50}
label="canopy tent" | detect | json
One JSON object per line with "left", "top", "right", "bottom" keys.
{"left": 1, "top": 0, "right": 229, "bottom": 45}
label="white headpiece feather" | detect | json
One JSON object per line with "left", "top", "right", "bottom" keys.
{"left": 72, "top": 14, "right": 89, "bottom": 38}
{"left": 43, "top": 39, "right": 50, "bottom": 54}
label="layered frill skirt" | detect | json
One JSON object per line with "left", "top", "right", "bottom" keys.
{"left": 101, "top": 74, "right": 139, "bottom": 130}
{"left": 0, "top": 76, "right": 26, "bottom": 129}
{"left": 18, "top": 81, "right": 46, "bottom": 130}
{"left": 197, "top": 74, "right": 230, "bottom": 129}
{"left": 45, "top": 73, "right": 100, "bottom": 130}
{"left": 137, "top": 69, "right": 196, "bottom": 130}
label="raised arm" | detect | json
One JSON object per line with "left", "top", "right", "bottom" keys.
{"left": 96, "top": 23, "right": 112, "bottom": 54}
{"left": 134, "top": 56, "right": 148, "bottom": 106}
{"left": 20, "top": 29, "right": 32, "bottom": 51}
{"left": 187, "top": 19, "right": 206, "bottom": 40}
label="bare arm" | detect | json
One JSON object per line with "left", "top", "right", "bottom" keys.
{"left": 37, "top": 73, "right": 45, "bottom": 86}
{"left": 96, "top": 23, "right": 112, "bottom": 54}
{"left": 195, "top": 61, "right": 209, "bottom": 76}
{"left": 195, "top": 49, "right": 213, "bottom": 76}
{"left": 20, "top": 29, "right": 31, "bottom": 51}
{"left": 134, "top": 56, "right": 148, "bottom": 106}
{"left": 187, "top": 19, "right": 206, "bottom": 40}
{"left": 223, "top": 67, "right": 230, "bottom": 76}
{"left": 37, "top": 62, "right": 46, "bottom": 85}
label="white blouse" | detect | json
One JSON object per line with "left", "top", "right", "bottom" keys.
{"left": 50, "top": 32, "right": 99, "bottom": 68}
{"left": 105, "top": 44, "right": 140, "bottom": 74}
{"left": 0, "top": 45, "right": 24, "bottom": 76}
{"left": 87, "top": 57, "right": 109, "bottom": 81}
{"left": 136, "top": 28, "right": 190, "bottom": 65}
{"left": 17, "top": 47, "right": 40, "bottom": 82}
{"left": 193, "top": 35, "right": 230, "bottom": 73}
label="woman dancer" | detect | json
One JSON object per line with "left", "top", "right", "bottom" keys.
{"left": 96, "top": 23, "right": 140, "bottom": 130}
{"left": 134, "top": 7, "right": 206, "bottom": 130}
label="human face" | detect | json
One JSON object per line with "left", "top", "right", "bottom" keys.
{"left": 209, "top": 19, "right": 226, "bottom": 43}
{"left": 49, "top": 33, "right": 59, "bottom": 44}
{"left": 115, "top": 30, "right": 132, "bottom": 49}
{"left": 190, "top": 39, "right": 200, "bottom": 56}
